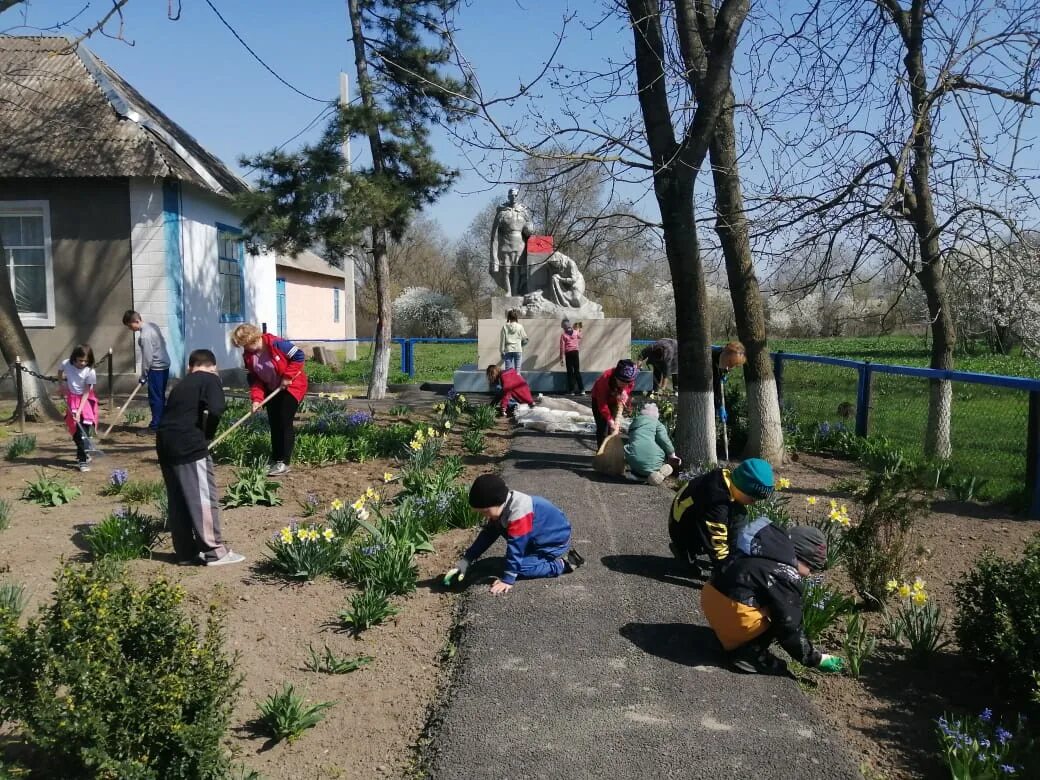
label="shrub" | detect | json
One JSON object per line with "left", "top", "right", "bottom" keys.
{"left": 842, "top": 463, "right": 925, "bottom": 607}
{"left": 801, "top": 577, "right": 856, "bottom": 642}
{"left": 388, "top": 404, "right": 412, "bottom": 417}
{"left": 338, "top": 588, "right": 398, "bottom": 634}
{"left": 885, "top": 578, "right": 950, "bottom": 665}
{"left": 22, "top": 471, "right": 80, "bottom": 507}
{"left": 5, "top": 434, "right": 36, "bottom": 460}
{"left": 364, "top": 543, "right": 419, "bottom": 596}
{"left": 842, "top": 612, "right": 876, "bottom": 679}
{"left": 0, "top": 581, "right": 26, "bottom": 619}
{"left": 392, "top": 286, "right": 469, "bottom": 337}
{"left": 462, "top": 428, "right": 485, "bottom": 455}
{"left": 400, "top": 456, "right": 463, "bottom": 502}
{"left": 303, "top": 644, "right": 373, "bottom": 675}
{"left": 0, "top": 498, "right": 10, "bottom": 532}
{"left": 0, "top": 565, "right": 239, "bottom": 778}
{"left": 955, "top": 536, "right": 1040, "bottom": 697}
{"left": 84, "top": 507, "right": 164, "bottom": 561}
{"left": 264, "top": 524, "right": 343, "bottom": 581}
{"left": 118, "top": 479, "right": 165, "bottom": 505}
{"left": 122, "top": 409, "right": 146, "bottom": 425}
{"left": 256, "top": 684, "right": 333, "bottom": 744}
{"left": 223, "top": 461, "right": 282, "bottom": 508}
{"left": 937, "top": 711, "right": 1034, "bottom": 779}
{"left": 467, "top": 404, "right": 497, "bottom": 431}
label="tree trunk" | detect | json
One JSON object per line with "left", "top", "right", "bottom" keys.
{"left": 367, "top": 228, "right": 392, "bottom": 400}
{"left": 917, "top": 260, "right": 954, "bottom": 459}
{"left": 0, "top": 238, "right": 62, "bottom": 421}
{"left": 709, "top": 92, "right": 784, "bottom": 463}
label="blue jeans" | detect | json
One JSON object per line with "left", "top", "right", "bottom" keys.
{"left": 502, "top": 352, "right": 522, "bottom": 373}
{"left": 515, "top": 538, "right": 571, "bottom": 579}
{"left": 146, "top": 368, "right": 169, "bottom": 430}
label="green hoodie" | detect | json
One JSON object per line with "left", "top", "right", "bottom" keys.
{"left": 624, "top": 414, "right": 675, "bottom": 476}
{"left": 500, "top": 321, "right": 528, "bottom": 354}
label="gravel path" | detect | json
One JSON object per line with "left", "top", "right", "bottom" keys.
{"left": 425, "top": 429, "right": 859, "bottom": 780}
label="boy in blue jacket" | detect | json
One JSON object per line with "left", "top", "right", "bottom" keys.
{"left": 443, "top": 474, "right": 585, "bottom": 595}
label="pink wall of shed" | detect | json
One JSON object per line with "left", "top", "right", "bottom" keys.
{"left": 278, "top": 267, "right": 346, "bottom": 341}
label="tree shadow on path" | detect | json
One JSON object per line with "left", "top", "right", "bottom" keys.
{"left": 620, "top": 621, "right": 723, "bottom": 668}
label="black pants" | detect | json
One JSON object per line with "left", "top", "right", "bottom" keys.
{"left": 564, "top": 351, "right": 584, "bottom": 393}
{"left": 593, "top": 406, "right": 610, "bottom": 448}
{"left": 266, "top": 392, "right": 300, "bottom": 464}
{"left": 72, "top": 428, "right": 87, "bottom": 462}
{"left": 668, "top": 516, "right": 719, "bottom": 570}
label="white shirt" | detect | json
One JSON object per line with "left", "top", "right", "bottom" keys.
{"left": 61, "top": 360, "right": 97, "bottom": 396}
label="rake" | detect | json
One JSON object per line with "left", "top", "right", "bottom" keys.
{"left": 101, "top": 381, "right": 145, "bottom": 439}
{"left": 208, "top": 387, "right": 282, "bottom": 451}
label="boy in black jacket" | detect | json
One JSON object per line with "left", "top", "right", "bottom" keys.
{"left": 701, "top": 521, "right": 845, "bottom": 675}
{"left": 157, "top": 349, "right": 243, "bottom": 567}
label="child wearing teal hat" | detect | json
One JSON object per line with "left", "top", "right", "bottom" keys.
{"left": 668, "top": 458, "right": 775, "bottom": 574}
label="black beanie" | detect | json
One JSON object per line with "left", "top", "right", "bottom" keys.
{"left": 469, "top": 474, "right": 509, "bottom": 509}
{"left": 788, "top": 526, "right": 828, "bottom": 571}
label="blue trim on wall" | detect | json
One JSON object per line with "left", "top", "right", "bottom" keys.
{"left": 162, "top": 180, "right": 185, "bottom": 377}
{"left": 216, "top": 222, "right": 246, "bottom": 324}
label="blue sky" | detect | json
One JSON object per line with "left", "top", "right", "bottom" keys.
{"left": 2, "top": 0, "right": 622, "bottom": 240}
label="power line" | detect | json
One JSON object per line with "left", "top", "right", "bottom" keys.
{"left": 202, "top": 0, "right": 332, "bottom": 104}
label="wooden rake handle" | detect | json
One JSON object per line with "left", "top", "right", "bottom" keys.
{"left": 100, "top": 381, "right": 145, "bottom": 438}
{"left": 208, "top": 387, "right": 281, "bottom": 450}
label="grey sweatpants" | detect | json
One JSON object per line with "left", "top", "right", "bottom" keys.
{"left": 160, "top": 456, "right": 227, "bottom": 563}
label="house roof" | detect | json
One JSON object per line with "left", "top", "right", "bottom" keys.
{"left": 276, "top": 249, "right": 345, "bottom": 280}
{"left": 0, "top": 36, "right": 249, "bottom": 196}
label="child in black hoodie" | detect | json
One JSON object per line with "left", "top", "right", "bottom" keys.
{"left": 156, "top": 349, "right": 243, "bottom": 567}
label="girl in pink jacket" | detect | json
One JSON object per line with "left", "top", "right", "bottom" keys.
{"left": 558, "top": 318, "right": 584, "bottom": 394}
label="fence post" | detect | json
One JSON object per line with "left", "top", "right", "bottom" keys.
{"left": 772, "top": 351, "right": 785, "bottom": 410}
{"left": 14, "top": 355, "right": 24, "bottom": 434}
{"left": 1027, "top": 391, "right": 1040, "bottom": 519}
{"left": 855, "top": 360, "right": 873, "bottom": 437}
{"left": 408, "top": 339, "right": 417, "bottom": 378}
{"left": 107, "top": 348, "right": 114, "bottom": 411}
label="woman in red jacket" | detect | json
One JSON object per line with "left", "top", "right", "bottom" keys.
{"left": 486, "top": 364, "right": 534, "bottom": 416}
{"left": 590, "top": 359, "right": 638, "bottom": 446}
{"left": 231, "top": 323, "right": 308, "bottom": 476}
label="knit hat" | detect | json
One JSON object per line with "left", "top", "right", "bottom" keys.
{"left": 789, "top": 526, "right": 828, "bottom": 571}
{"left": 561, "top": 318, "right": 572, "bottom": 329}
{"left": 641, "top": 402, "right": 659, "bottom": 419}
{"left": 730, "top": 458, "right": 774, "bottom": 500}
{"left": 468, "top": 474, "right": 509, "bottom": 509}
{"left": 615, "top": 359, "right": 638, "bottom": 383}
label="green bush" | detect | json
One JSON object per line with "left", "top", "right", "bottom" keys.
{"left": 84, "top": 507, "right": 164, "bottom": 561}
{"left": 264, "top": 523, "right": 344, "bottom": 581}
{"left": 304, "top": 644, "right": 373, "bottom": 675}
{"left": 955, "top": 536, "right": 1040, "bottom": 698}
{"left": 338, "top": 588, "right": 397, "bottom": 634}
{"left": 22, "top": 471, "right": 80, "bottom": 507}
{"left": 0, "top": 580, "right": 26, "bottom": 619}
{"left": 223, "top": 461, "right": 282, "bottom": 508}
{"left": 462, "top": 428, "right": 485, "bottom": 455}
{"left": 467, "top": 404, "right": 497, "bottom": 431}
{"left": 5, "top": 434, "right": 36, "bottom": 460}
{"left": 256, "top": 684, "right": 332, "bottom": 745}
{"left": 118, "top": 480, "right": 165, "bottom": 505}
{"left": 801, "top": 577, "right": 856, "bottom": 642}
{"left": 0, "top": 565, "right": 239, "bottom": 778}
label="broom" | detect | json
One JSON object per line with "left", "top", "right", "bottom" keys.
{"left": 592, "top": 405, "right": 626, "bottom": 476}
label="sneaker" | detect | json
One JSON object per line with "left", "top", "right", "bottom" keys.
{"left": 77, "top": 460, "right": 91, "bottom": 472}
{"left": 727, "top": 645, "right": 788, "bottom": 676}
{"left": 267, "top": 461, "right": 290, "bottom": 477}
{"left": 647, "top": 470, "right": 665, "bottom": 486}
{"left": 563, "top": 548, "right": 585, "bottom": 573}
{"left": 206, "top": 551, "right": 245, "bottom": 567}
{"left": 177, "top": 553, "right": 205, "bottom": 566}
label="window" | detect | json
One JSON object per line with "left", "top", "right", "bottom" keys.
{"left": 1, "top": 201, "right": 54, "bottom": 326}
{"left": 333, "top": 287, "right": 341, "bottom": 323}
{"left": 216, "top": 224, "right": 245, "bottom": 323}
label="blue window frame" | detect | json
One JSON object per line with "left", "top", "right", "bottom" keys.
{"left": 216, "top": 223, "right": 245, "bottom": 323}
{"left": 333, "top": 287, "right": 341, "bottom": 323}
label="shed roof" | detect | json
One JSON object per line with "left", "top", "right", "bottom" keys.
{"left": 0, "top": 35, "right": 248, "bottom": 196}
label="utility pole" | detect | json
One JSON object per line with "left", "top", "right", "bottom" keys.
{"left": 340, "top": 71, "right": 358, "bottom": 359}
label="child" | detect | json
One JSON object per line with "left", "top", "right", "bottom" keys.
{"left": 558, "top": 317, "right": 584, "bottom": 394}
{"left": 702, "top": 520, "right": 844, "bottom": 675}
{"left": 669, "top": 457, "right": 774, "bottom": 574}
{"left": 122, "top": 309, "right": 171, "bottom": 432}
{"left": 624, "top": 403, "right": 680, "bottom": 485}
{"left": 58, "top": 344, "right": 99, "bottom": 472}
{"left": 486, "top": 364, "right": 534, "bottom": 417}
{"left": 590, "top": 358, "right": 638, "bottom": 446}
{"left": 156, "top": 349, "right": 244, "bottom": 567}
{"left": 443, "top": 474, "right": 584, "bottom": 594}
{"left": 499, "top": 309, "right": 528, "bottom": 375}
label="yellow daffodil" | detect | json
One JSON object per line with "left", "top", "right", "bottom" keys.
{"left": 330, "top": 498, "right": 344, "bottom": 511}
{"left": 913, "top": 577, "right": 926, "bottom": 593}
{"left": 457, "top": 394, "right": 466, "bottom": 403}
{"left": 840, "top": 504, "right": 849, "bottom": 514}
{"left": 777, "top": 477, "right": 792, "bottom": 490}
{"left": 279, "top": 528, "right": 294, "bottom": 544}
{"left": 358, "top": 506, "right": 370, "bottom": 522}
{"left": 365, "top": 487, "right": 377, "bottom": 500}
{"left": 911, "top": 590, "right": 928, "bottom": 606}
{"left": 409, "top": 440, "right": 423, "bottom": 451}
{"left": 297, "top": 527, "right": 309, "bottom": 540}
{"left": 426, "top": 426, "right": 435, "bottom": 437}
{"left": 309, "top": 529, "right": 321, "bottom": 542}
{"left": 383, "top": 472, "right": 394, "bottom": 483}
{"left": 885, "top": 579, "right": 900, "bottom": 592}
{"left": 836, "top": 514, "right": 851, "bottom": 527}
{"left": 829, "top": 499, "right": 838, "bottom": 510}
{"left": 352, "top": 497, "right": 366, "bottom": 511}
{"left": 898, "top": 583, "right": 912, "bottom": 599}
{"left": 444, "top": 421, "right": 452, "bottom": 430}
{"left": 323, "top": 528, "right": 335, "bottom": 542}
{"left": 806, "top": 496, "right": 818, "bottom": 506}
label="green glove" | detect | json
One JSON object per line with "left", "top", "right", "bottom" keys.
{"left": 818, "top": 654, "right": 845, "bottom": 674}
{"left": 442, "top": 558, "right": 470, "bottom": 586}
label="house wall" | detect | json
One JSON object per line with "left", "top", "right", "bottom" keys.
{"left": 0, "top": 177, "right": 136, "bottom": 380}
{"left": 277, "top": 266, "right": 346, "bottom": 341}
{"left": 178, "top": 185, "right": 276, "bottom": 374}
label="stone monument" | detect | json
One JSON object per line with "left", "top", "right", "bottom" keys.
{"left": 489, "top": 187, "right": 534, "bottom": 297}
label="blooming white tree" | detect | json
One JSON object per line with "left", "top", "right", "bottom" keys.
{"left": 392, "top": 287, "right": 469, "bottom": 338}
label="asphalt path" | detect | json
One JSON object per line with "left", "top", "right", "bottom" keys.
{"left": 425, "top": 428, "right": 858, "bottom": 780}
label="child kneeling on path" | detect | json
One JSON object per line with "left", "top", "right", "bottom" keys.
{"left": 669, "top": 457, "right": 773, "bottom": 574}
{"left": 702, "top": 520, "right": 845, "bottom": 675}
{"left": 443, "top": 474, "right": 584, "bottom": 595}
{"left": 157, "top": 349, "right": 244, "bottom": 567}
{"left": 486, "top": 364, "right": 534, "bottom": 417}
{"left": 624, "top": 402, "right": 680, "bottom": 485}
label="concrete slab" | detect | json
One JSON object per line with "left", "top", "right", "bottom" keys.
{"left": 478, "top": 318, "right": 632, "bottom": 373}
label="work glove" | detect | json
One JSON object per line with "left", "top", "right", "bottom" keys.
{"left": 138, "top": 374, "right": 148, "bottom": 385}
{"left": 442, "top": 558, "right": 470, "bottom": 586}
{"left": 818, "top": 654, "right": 845, "bottom": 674}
